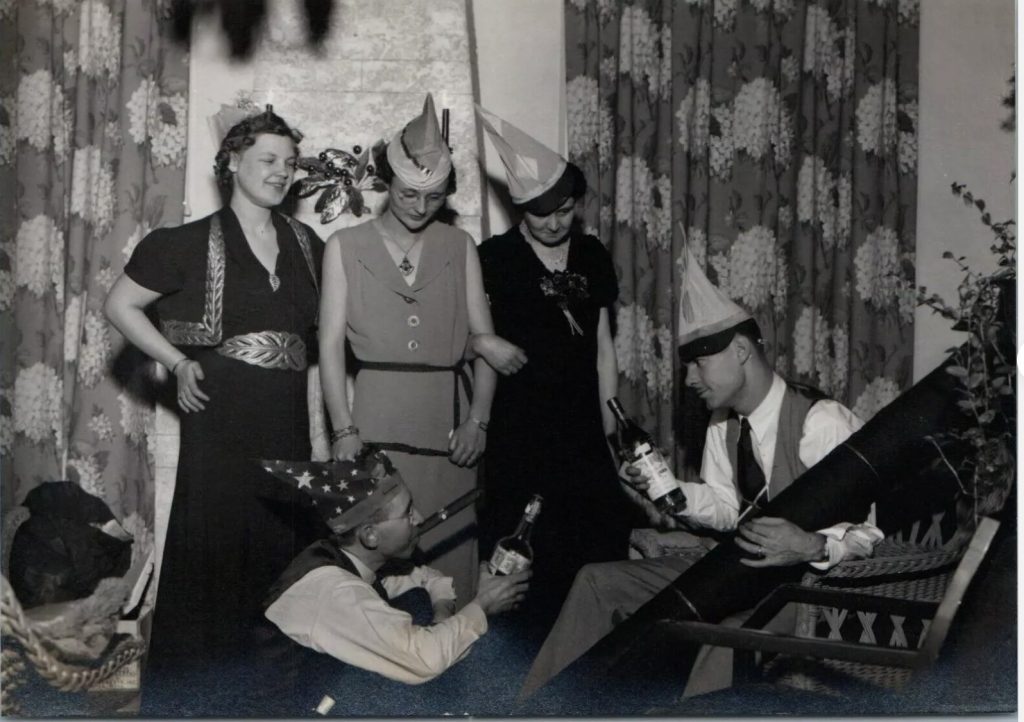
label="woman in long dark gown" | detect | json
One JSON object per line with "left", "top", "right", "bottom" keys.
{"left": 475, "top": 108, "right": 634, "bottom": 624}
{"left": 104, "top": 106, "right": 325, "bottom": 688}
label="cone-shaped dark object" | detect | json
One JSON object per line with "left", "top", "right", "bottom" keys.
{"left": 556, "top": 278, "right": 1015, "bottom": 696}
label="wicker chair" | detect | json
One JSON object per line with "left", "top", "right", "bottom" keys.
{"left": 652, "top": 515, "right": 1000, "bottom": 694}
{"left": 0, "top": 507, "right": 146, "bottom": 716}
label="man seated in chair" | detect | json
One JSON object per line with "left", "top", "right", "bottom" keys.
{"left": 520, "top": 247, "right": 883, "bottom": 701}
{"left": 261, "top": 450, "right": 530, "bottom": 690}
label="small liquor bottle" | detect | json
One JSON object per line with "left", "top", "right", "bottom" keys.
{"left": 607, "top": 397, "right": 687, "bottom": 514}
{"left": 488, "top": 494, "right": 543, "bottom": 576}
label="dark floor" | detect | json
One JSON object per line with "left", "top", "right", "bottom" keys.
{"left": 7, "top": 514, "right": 1016, "bottom": 717}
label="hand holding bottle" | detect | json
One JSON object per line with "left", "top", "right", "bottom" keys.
{"left": 607, "top": 398, "right": 687, "bottom": 515}
{"left": 618, "top": 460, "right": 650, "bottom": 491}
{"left": 474, "top": 564, "right": 531, "bottom": 615}
{"left": 617, "top": 464, "right": 686, "bottom": 530}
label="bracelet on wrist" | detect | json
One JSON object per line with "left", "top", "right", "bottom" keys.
{"left": 171, "top": 358, "right": 189, "bottom": 374}
{"left": 469, "top": 416, "right": 489, "bottom": 432}
{"left": 331, "top": 425, "right": 359, "bottom": 443}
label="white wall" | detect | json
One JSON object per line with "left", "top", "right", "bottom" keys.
{"left": 471, "top": 0, "right": 566, "bottom": 237}
{"left": 914, "top": 0, "right": 1016, "bottom": 380}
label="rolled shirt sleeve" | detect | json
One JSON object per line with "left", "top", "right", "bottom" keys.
{"left": 382, "top": 566, "right": 457, "bottom": 606}
{"left": 809, "top": 521, "right": 885, "bottom": 570}
{"left": 266, "top": 567, "right": 487, "bottom": 685}
{"left": 800, "top": 401, "right": 884, "bottom": 567}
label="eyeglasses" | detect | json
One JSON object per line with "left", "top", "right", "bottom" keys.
{"left": 378, "top": 507, "right": 417, "bottom": 524}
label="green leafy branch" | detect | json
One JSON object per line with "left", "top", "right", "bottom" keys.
{"left": 917, "top": 184, "right": 1016, "bottom": 520}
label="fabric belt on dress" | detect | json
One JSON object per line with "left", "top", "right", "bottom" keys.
{"left": 357, "top": 360, "right": 472, "bottom": 457}
{"left": 215, "top": 331, "right": 308, "bottom": 371}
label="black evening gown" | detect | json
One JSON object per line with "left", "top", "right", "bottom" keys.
{"left": 126, "top": 208, "right": 325, "bottom": 683}
{"left": 479, "top": 225, "right": 634, "bottom": 622}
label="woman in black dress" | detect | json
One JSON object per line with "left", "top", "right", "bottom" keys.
{"left": 475, "top": 108, "right": 633, "bottom": 620}
{"left": 105, "top": 107, "right": 324, "bottom": 682}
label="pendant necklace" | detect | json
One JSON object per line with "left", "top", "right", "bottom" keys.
{"left": 246, "top": 218, "right": 279, "bottom": 292}
{"left": 522, "top": 222, "right": 569, "bottom": 273}
{"left": 377, "top": 220, "right": 421, "bottom": 278}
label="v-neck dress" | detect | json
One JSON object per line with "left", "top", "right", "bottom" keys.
{"left": 337, "top": 219, "right": 478, "bottom": 603}
{"left": 125, "top": 207, "right": 325, "bottom": 670}
{"left": 478, "top": 226, "right": 633, "bottom": 618}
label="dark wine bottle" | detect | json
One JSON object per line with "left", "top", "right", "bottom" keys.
{"left": 607, "top": 398, "right": 687, "bottom": 514}
{"left": 488, "top": 494, "right": 542, "bottom": 576}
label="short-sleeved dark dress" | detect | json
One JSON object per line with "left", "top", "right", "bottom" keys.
{"left": 125, "top": 207, "right": 325, "bottom": 675}
{"left": 479, "top": 225, "right": 632, "bottom": 618}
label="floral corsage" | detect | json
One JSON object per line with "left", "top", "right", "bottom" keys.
{"left": 540, "top": 271, "right": 590, "bottom": 335}
{"left": 290, "top": 142, "right": 388, "bottom": 223}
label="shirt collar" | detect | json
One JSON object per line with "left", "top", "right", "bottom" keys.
{"left": 742, "top": 373, "right": 786, "bottom": 444}
{"left": 340, "top": 549, "right": 376, "bottom": 584}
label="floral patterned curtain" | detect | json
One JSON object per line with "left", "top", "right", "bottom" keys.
{"left": 1, "top": 0, "right": 188, "bottom": 549}
{"left": 565, "top": 0, "right": 918, "bottom": 467}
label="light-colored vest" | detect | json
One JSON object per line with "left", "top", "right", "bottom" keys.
{"left": 724, "top": 384, "right": 824, "bottom": 506}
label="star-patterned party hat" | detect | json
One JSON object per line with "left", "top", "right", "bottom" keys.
{"left": 260, "top": 448, "right": 403, "bottom": 533}
{"left": 386, "top": 93, "right": 453, "bottom": 190}
{"left": 475, "top": 105, "right": 584, "bottom": 215}
{"left": 676, "top": 235, "right": 759, "bottom": 363}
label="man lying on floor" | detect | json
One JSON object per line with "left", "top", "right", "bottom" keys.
{"left": 252, "top": 449, "right": 532, "bottom": 715}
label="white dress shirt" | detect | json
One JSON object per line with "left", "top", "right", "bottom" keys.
{"left": 265, "top": 550, "right": 487, "bottom": 685}
{"left": 678, "top": 374, "right": 883, "bottom": 568}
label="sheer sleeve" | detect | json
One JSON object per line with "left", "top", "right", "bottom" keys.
{"left": 586, "top": 235, "right": 619, "bottom": 308}
{"left": 477, "top": 238, "right": 504, "bottom": 302}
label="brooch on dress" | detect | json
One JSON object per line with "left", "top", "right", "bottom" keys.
{"left": 540, "top": 271, "right": 589, "bottom": 335}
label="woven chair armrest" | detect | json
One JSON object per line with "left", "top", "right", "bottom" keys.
{"left": 813, "top": 545, "right": 964, "bottom": 580}
{"left": 1, "top": 575, "right": 145, "bottom": 693}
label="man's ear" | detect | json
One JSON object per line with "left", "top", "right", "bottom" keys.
{"left": 358, "top": 524, "right": 379, "bottom": 550}
{"left": 732, "top": 335, "right": 752, "bottom": 364}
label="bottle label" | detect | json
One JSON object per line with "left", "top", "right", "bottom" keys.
{"left": 634, "top": 443, "right": 679, "bottom": 501}
{"left": 488, "top": 547, "right": 531, "bottom": 575}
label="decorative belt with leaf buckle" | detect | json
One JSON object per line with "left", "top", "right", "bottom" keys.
{"left": 215, "top": 331, "right": 307, "bottom": 371}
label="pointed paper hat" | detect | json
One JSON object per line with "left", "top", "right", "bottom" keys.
{"left": 677, "top": 240, "right": 758, "bottom": 362}
{"left": 475, "top": 105, "right": 584, "bottom": 214}
{"left": 261, "top": 448, "right": 403, "bottom": 533}
{"left": 386, "top": 93, "right": 453, "bottom": 190}
{"left": 208, "top": 100, "right": 272, "bottom": 147}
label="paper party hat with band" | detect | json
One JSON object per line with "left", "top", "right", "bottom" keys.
{"left": 677, "top": 237, "right": 757, "bottom": 362}
{"left": 475, "top": 105, "right": 571, "bottom": 207}
{"left": 386, "top": 93, "right": 453, "bottom": 190}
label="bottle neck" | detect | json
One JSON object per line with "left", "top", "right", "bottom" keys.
{"left": 513, "top": 516, "right": 535, "bottom": 541}
{"left": 607, "top": 398, "right": 628, "bottom": 426}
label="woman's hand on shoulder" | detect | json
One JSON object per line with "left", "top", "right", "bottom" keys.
{"left": 471, "top": 334, "right": 527, "bottom": 376}
{"left": 174, "top": 360, "right": 210, "bottom": 413}
{"left": 448, "top": 420, "right": 485, "bottom": 467}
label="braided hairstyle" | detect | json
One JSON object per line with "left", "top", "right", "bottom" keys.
{"left": 213, "top": 106, "right": 303, "bottom": 200}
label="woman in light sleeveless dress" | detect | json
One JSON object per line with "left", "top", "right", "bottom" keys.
{"left": 317, "top": 96, "right": 523, "bottom": 602}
